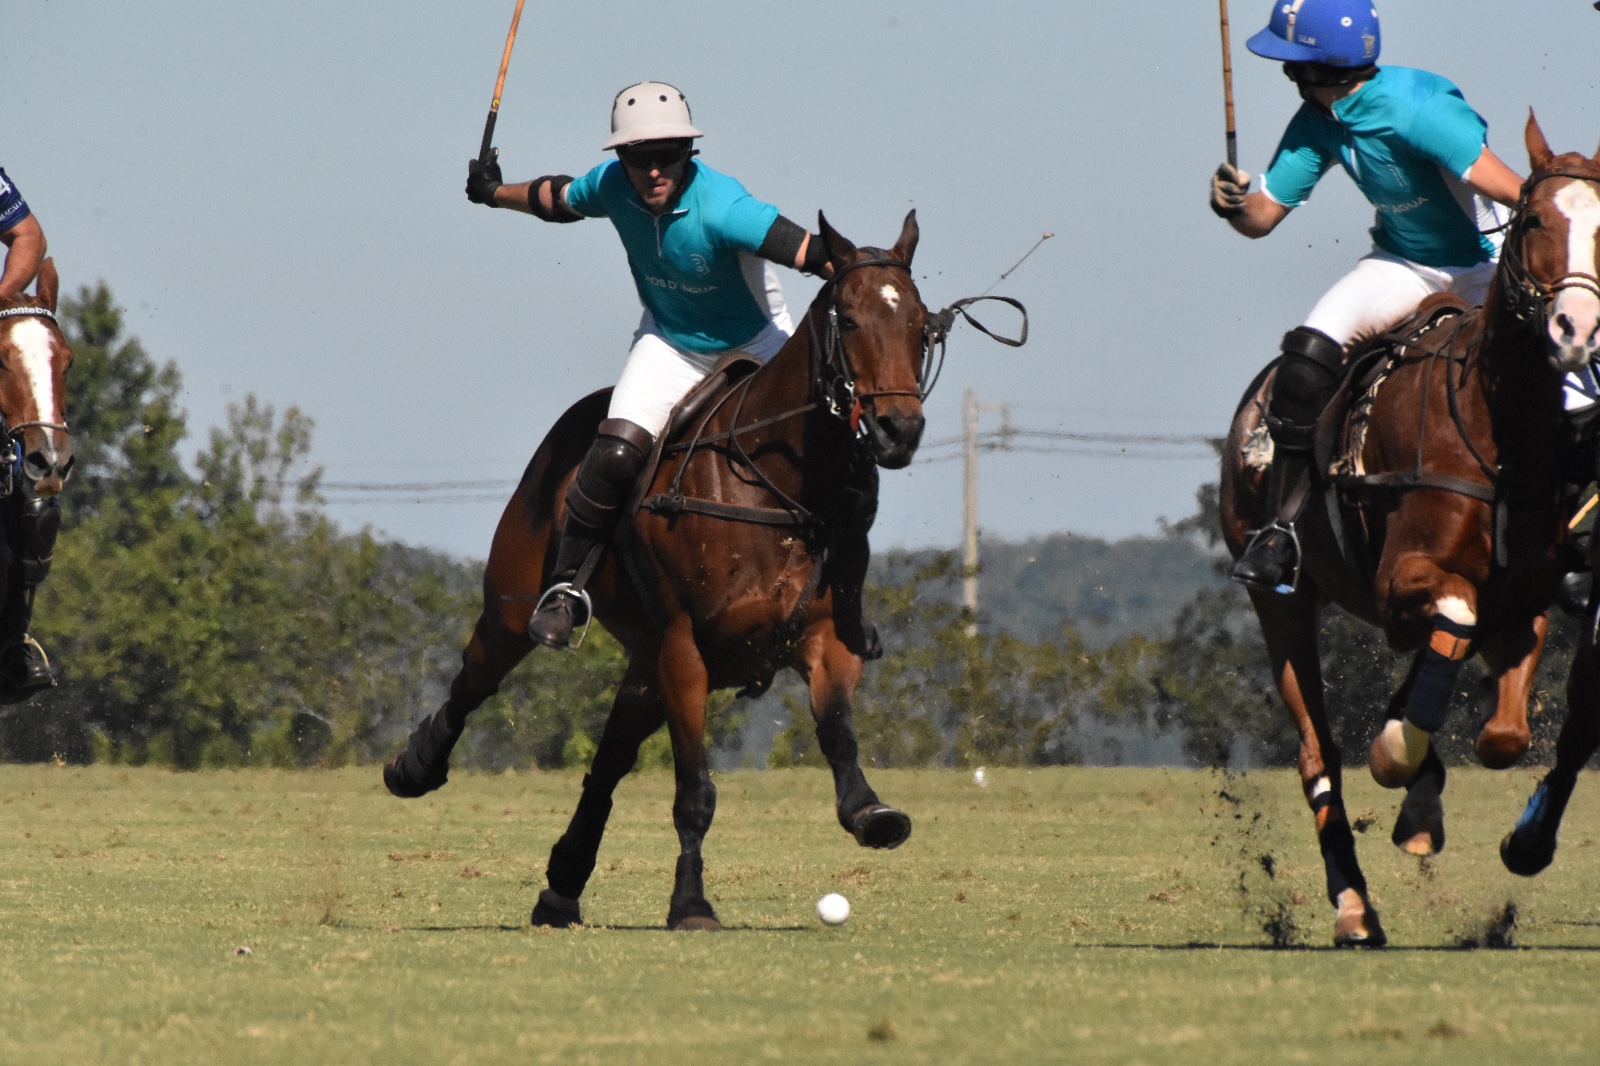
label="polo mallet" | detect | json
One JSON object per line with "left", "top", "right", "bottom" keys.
{"left": 478, "top": 0, "right": 528, "bottom": 167}
{"left": 1218, "top": 0, "right": 1238, "bottom": 169}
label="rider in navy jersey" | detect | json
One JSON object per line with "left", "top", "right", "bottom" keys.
{"left": 0, "top": 167, "right": 62, "bottom": 695}
{"left": 465, "top": 83, "right": 835, "bottom": 649}
{"left": 1209, "top": 1, "right": 1524, "bottom": 594}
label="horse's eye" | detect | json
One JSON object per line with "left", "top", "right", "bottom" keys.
{"left": 839, "top": 315, "right": 860, "bottom": 332}
{"left": 1524, "top": 214, "right": 1544, "bottom": 231}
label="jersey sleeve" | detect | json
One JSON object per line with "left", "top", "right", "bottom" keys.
{"left": 0, "top": 169, "right": 32, "bottom": 234}
{"left": 562, "top": 161, "right": 614, "bottom": 219}
{"left": 708, "top": 183, "right": 781, "bottom": 254}
{"left": 1401, "top": 84, "right": 1488, "bottom": 179}
{"left": 1260, "top": 107, "right": 1338, "bottom": 209}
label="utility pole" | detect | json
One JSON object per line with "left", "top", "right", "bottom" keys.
{"left": 962, "top": 387, "right": 980, "bottom": 637}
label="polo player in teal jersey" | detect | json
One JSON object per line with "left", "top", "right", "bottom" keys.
{"left": 1210, "top": 1, "right": 1525, "bottom": 594}
{"left": 465, "top": 83, "right": 834, "bottom": 649}
{"left": 0, "top": 166, "right": 64, "bottom": 696}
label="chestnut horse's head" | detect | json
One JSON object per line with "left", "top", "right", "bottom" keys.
{"left": 812, "top": 210, "right": 928, "bottom": 469}
{"left": 0, "top": 260, "right": 74, "bottom": 498}
{"left": 1505, "top": 113, "right": 1600, "bottom": 372}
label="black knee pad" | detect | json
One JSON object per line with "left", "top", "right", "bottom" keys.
{"left": 13, "top": 496, "right": 59, "bottom": 587}
{"left": 1269, "top": 327, "right": 1346, "bottom": 431}
{"left": 567, "top": 423, "right": 651, "bottom": 529}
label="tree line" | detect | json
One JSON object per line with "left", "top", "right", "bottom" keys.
{"left": 0, "top": 284, "right": 1573, "bottom": 770}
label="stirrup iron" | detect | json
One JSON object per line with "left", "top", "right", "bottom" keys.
{"left": 533, "top": 582, "right": 594, "bottom": 650}
{"left": 1238, "top": 520, "right": 1303, "bottom": 595}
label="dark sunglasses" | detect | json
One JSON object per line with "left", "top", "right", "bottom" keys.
{"left": 617, "top": 143, "right": 691, "bottom": 170}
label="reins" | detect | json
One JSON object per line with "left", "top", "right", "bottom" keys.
{"left": 646, "top": 257, "right": 1029, "bottom": 532}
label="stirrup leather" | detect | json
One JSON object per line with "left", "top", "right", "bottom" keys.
{"left": 1237, "top": 520, "right": 1303, "bottom": 594}
{"left": 533, "top": 582, "right": 595, "bottom": 649}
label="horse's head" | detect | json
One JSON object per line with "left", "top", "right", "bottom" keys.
{"left": 1506, "top": 113, "right": 1600, "bottom": 372}
{"left": 0, "top": 259, "right": 74, "bottom": 498}
{"left": 811, "top": 210, "right": 928, "bottom": 469}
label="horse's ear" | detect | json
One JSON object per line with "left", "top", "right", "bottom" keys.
{"left": 1527, "top": 109, "right": 1555, "bottom": 174}
{"left": 817, "top": 211, "right": 857, "bottom": 273}
{"left": 34, "top": 258, "right": 58, "bottom": 312}
{"left": 892, "top": 209, "right": 919, "bottom": 266}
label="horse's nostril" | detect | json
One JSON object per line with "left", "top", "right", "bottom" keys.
{"left": 24, "top": 451, "right": 49, "bottom": 476}
{"left": 1556, "top": 313, "right": 1577, "bottom": 340}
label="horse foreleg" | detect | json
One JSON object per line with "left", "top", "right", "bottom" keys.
{"left": 383, "top": 616, "right": 532, "bottom": 798}
{"left": 532, "top": 657, "right": 668, "bottom": 927}
{"left": 657, "top": 615, "right": 719, "bottom": 931}
{"left": 800, "top": 625, "right": 911, "bottom": 849}
{"left": 1473, "top": 613, "right": 1544, "bottom": 769}
{"left": 1503, "top": 610, "right": 1600, "bottom": 876}
{"left": 1250, "top": 588, "right": 1384, "bottom": 947}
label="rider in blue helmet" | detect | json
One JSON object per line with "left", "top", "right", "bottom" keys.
{"left": 1210, "top": 0, "right": 1525, "bottom": 594}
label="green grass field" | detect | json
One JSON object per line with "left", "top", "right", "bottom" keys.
{"left": 3, "top": 764, "right": 1599, "bottom": 1064}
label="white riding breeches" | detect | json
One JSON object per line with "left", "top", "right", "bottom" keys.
{"left": 607, "top": 311, "right": 793, "bottom": 438}
{"left": 1302, "top": 246, "right": 1497, "bottom": 349}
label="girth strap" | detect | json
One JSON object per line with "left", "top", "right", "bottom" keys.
{"left": 642, "top": 492, "right": 808, "bottom": 527}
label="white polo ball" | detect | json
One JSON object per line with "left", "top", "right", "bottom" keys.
{"left": 816, "top": 892, "right": 851, "bottom": 926}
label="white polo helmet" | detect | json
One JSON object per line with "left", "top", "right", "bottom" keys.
{"left": 602, "top": 81, "right": 704, "bottom": 149}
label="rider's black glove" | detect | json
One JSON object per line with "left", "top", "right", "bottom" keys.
{"left": 1210, "top": 162, "right": 1251, "bottom": 219}
{"left": 466, "top": 152, "right": 504, "bottom": 207}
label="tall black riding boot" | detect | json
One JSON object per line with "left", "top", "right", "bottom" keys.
{"left": 1232, "top": 327, "right": 1346, "bottom": 594}
{"left": 0, "top": 495, "right": 60, "bottom": 695}
{"left": 527, "top": 419, "right": 652, "bottom": 649}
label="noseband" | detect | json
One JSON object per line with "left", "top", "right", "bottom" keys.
{"left": 807, "top": 258, "right": 1029, "bottom": 433}
{"left": 1498, "top": 164, "right": 1600, "bottom": 325}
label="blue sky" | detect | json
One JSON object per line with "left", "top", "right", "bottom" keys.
{"left": 5, "top": 1, "right": 1599, "bottom": 557}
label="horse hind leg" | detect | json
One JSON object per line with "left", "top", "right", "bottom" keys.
{"left": 1379, "top": 651, "right": 1448, "bottom": 856}
{"left": 1251, "top": 588, "right": 1384, "bottom": 947}
{"left": 802, "top": 625, "right": 910, "bottom": 850}
{"left": 383, "top": 616, "right": 532, "bottom": 798}
{"left": 532, "top": 658, "right": 668, "bottom": 928}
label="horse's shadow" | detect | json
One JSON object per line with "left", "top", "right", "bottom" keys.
{"left": 383, "top": 923, "right": 810, "bottom": 934}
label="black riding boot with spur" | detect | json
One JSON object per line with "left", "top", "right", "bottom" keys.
{"left": 527, "top": 419, "right": 652, "bottom": 650}
{"left": 0, "top": 495, "right": 60, "bottom": 697}
{"left": 1232, "top": 327, "right": 1346, "bottom": 594}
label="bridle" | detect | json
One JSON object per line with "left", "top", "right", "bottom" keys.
{"left": 1497, "top": 163, "right": 1600, "bottom": 326}
{"left": 0, "top": 305, "right": 73, "bottom": 489}
{"left": 807, "top": 256, "right": 1028, "bottom": 437}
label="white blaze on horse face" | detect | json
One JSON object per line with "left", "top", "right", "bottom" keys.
{"left": 1550, "top": 181, "right": 1600, "bottom": 368}
{"left": 878, "top": 283, "right": 901, "bottom": 311}
{"left": 8, "top": 319, "right": 57, "bottom": 430}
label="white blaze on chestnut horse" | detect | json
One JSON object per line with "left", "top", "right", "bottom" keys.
{"left": 0, "top": 259, "right": 73, "bottom": 499}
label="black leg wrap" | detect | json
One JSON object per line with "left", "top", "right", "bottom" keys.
{"left": 1501, "top": 773, "right": 1572, "bottom": 877}
{"left": 667, "top": 853, "right": 717, "bottom": 926}
{"left": 1403, "top": 619, "right": 1475, "bottom": 733}
{"left": 1392, "top": 746, "right": 1447, "bottom": 853}
{"left": 545, "top": 775, "right": 615, "bottom": 900}
{"left": 531, "top": 888, "right": 583, "bottom": 928}
{"left": 1318, "top": 816, "right": 1367, "bottom": 908}
{"left": 382, "top": 706, "right": 462, "bottom": 798}
{"left": 815, "top": 712, "right": 879, "bottom": 830}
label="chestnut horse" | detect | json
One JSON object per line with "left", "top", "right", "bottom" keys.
{"left": 0, "top": 261, "right": 73, "bottom": 500}
{"left": 384, "top": 212, "right": 1024, "bottom": 929}
{"left": 1220, "top": 116, "right": 1594, "bottom": 946}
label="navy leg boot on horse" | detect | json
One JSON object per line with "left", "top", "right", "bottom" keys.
{"left": 1233, "top": 327, "right": 1346, "bottom": 594}
{"left": 527, "top": 418, "right": 652, "bottom": 650}
{"left": 0, "top": 495, "right": 59, "bottom": 698}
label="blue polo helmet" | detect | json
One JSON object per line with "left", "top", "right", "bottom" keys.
{"left": 1246, "top": 0, "right": 1381, "bottom": 67}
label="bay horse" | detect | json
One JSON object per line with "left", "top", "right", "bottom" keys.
{"left": 1220, "top": 115, "right": 1595, "bottom": 946}
{"left": 384, "top": 212, "right": 1024, "bottom": 930}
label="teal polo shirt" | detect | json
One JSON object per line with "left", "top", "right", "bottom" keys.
{"left": 565, "top": 159, "right": 782, "bottom": 354}
{"left": 1261, "top": 67, "right": 1495, "bottom": 267}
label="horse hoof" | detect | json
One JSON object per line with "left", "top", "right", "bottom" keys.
{"left": 1396, "top": 831, "right": 1438, "bottom": 856}
{"left": 851, "top": 804, "right": 912, "bottom": 850}
{"left": 531, "top": 889, "right": 583, "bottom": 928}
{"left": 669, "top": 915, "right": 723, "bottom": 932}
{"left": 382, "top": 749, "right": 447, "bottom": 799}
{"left": 1476, "top": 724, "right": 1530, "bottom": 770}
{"left": 1333, "top": 901, "right": 1387, "bottom": 948}
{"left": 1500, "top": 829, "right": 1555, "bottom": 878}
